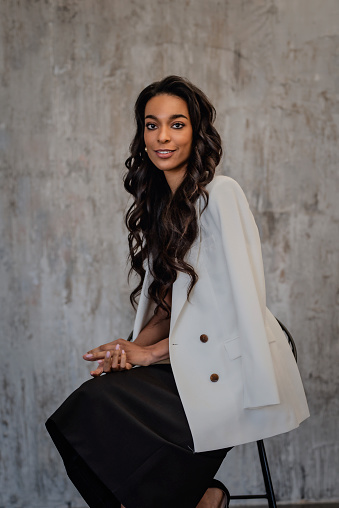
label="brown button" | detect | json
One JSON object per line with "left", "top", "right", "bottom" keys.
{"left": 200, "top": 334, "right": 209, "bottom": 343}
{"left": 210, "top": 373, "right": 219, "bottom": 382}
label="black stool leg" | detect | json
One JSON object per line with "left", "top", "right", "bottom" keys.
{"left": 257, "top": 440, "right": 277, "bottom": 508}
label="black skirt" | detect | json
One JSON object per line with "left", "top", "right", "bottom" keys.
{"left": 46, "top": 364, "right": 230, "bottom": 508}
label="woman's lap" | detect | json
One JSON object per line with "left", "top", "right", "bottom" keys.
{"left": 46, "top": 365, "right": 229, "bottom": 508}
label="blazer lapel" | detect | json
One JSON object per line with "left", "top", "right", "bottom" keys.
{"left": 170, "top": 206, "right": 203, "bottom": 333}
{"left": 170, "top": 271, "right": 190, "bottom": 332}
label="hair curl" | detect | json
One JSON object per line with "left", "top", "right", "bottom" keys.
{"left": 124, "top": 75, "right": 222, "bottom": 315}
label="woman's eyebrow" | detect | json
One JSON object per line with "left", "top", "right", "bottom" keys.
{"left": 144, "top": 114, "right": 188, "bottom": 120}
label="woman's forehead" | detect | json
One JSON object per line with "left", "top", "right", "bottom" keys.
{"left": 144, "top": 94, "right": 189, "bottom": 119}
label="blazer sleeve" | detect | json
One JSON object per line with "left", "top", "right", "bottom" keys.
{"left": 209, "top": 177, "right": 280, "bottom": 408}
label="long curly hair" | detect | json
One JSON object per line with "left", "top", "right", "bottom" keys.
{"left": 124, "top": 76, "right": 222, "bottom": 315}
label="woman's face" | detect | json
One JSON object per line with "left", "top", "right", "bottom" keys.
{"left": 144, "top": 94, "right": 193, "bottom": 192}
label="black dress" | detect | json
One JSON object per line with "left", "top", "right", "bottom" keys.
{"left": 46, "top": 364, "right": 230, "bottom": 508}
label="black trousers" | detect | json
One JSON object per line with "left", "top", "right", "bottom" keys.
{"left": 46, "top": 365, "right": 230, "bottom": 508}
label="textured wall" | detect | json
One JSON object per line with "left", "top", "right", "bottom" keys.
{"left": 0, "top": 1, "right": 338, "bottom": 507}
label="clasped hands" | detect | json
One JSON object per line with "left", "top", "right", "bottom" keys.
{"left": 83, "top": 339, "right": 151, "bottom": 377}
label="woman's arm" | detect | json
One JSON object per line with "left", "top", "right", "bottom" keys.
{"left": 210, "top": 177, "right": 280, "bottom": 408}
{"left": 133, "top": 287, "right": 172, "bottom": 346}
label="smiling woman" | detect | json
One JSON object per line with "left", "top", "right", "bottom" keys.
{"left": 46, "top": 76, "right": 309, "bottom": 508}
{"left": 124, "top": 77, "right": 222, "bottom": 317}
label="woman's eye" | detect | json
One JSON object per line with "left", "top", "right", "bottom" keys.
{"left": 172, "top": 122, "right": 184, "bottom": 129}
{"left": 145, "top": 123, "right": 157, "bottom": 130}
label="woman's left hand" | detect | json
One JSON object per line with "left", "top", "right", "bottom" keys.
{"left": 89, "top": 345, "right": 133, "bottom": 377}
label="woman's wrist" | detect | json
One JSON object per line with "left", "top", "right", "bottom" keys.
{"left": 146, "top": 338, "right": 170, "bottom": 364}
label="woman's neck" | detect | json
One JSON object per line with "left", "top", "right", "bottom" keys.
{"left": 163, "top": 167, "right": 186, "bottom": 194}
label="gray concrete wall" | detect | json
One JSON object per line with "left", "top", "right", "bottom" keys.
{"left": 0, "top": 1, "right": 338, "bottom": 506}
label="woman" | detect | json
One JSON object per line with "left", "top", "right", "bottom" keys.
{"left": 46, "top": 76, "right": 309, "bottom": 508}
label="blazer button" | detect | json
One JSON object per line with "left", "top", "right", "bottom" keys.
{"left": 200, "top": 334, "right": 209, "bottom": 343}
{"left": 210, "top": 373, "right": 219, "bottom": 382}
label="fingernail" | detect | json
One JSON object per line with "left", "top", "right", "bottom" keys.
{"left": 85, "top": 354, "right": 93, "bottom": 358}
{"left": 122, "top": 349, "right": 125, "bottom": 354}
{"left": 106, "top": 351, "right": 110, "bottom": 358}
{"left": 98, "top": 360, "right": 103, "bottom": 364}
{"left": 115, "top": 344, "right": 120, "bottom": 350}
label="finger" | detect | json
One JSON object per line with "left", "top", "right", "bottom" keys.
{"left": 90, "top": 363, "right": 104, "bottom": 377}
{"left": 111, "top": 344, "right": 120, "bottom": 371}
{"left": 83, "top": 351, "right": 107, "bottom": 362}
{"left": 84, "top": 339, "right": 125, "bottom": 359}
{"left": 84, "top": 347, "right": 105, "bottom": 358}
{"left": 103, "top": 350, "right": 112, "bottom": 373}
{"left": 120, "top": 350, "right": 127, "bottom": 370}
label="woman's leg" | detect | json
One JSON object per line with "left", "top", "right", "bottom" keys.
{"left": 46, "top": 418, "right": 121, "bottom": 508}
{"left": 196, "top": 488, "right": 226, "bottom": 508}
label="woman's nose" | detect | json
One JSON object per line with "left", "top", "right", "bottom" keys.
{"left": 158, "top": 126, "right": 170, "bottom": 143}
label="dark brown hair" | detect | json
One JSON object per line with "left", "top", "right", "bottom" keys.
{"left": 124, "top": 75, "right": 222, "bottom": 315}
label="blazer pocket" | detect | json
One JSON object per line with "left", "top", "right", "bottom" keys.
{"left": 224, "top": 336, "right": 242, "bottom": 360}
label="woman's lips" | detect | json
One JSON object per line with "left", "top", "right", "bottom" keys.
{"left": 154, "top": 149, "right": 176, "bottom": 159}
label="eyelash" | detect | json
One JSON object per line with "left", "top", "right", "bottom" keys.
{"left": 145, "top": 122, "right": 184, "bottom": 130}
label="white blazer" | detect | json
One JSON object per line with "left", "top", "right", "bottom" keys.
{"left": 132, "top": 175, "right": 310, "bottom": 453}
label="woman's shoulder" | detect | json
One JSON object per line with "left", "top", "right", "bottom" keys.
{"left": 206, "top": 175, "right": 248, "bottom": 205}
